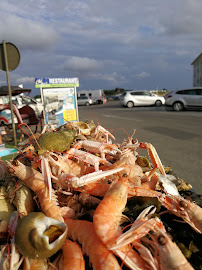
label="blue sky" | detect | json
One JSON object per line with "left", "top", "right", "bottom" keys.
{"left": 0, "top": 0, "right": 202, "bottom": 96}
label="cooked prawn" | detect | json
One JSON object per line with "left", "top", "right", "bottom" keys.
{"left": 6, "top": 160, "right": 74, "bottom": 222}
{"left": 160, "top": 194, "right": 202, "bottom": 233}
{"left": 145, "top": 218, "right": 194, "bottom": 270}
{"left": 127, "top": 186, "right": 202, "bottom": 234}
{"left": 66, "top": 148, "right": 111, "bottom": 171}
{"left": 93, "top": 176, "right": 148, "bottom": 269}
{"left": 23, "top": 258, "right": 48, "bottom": 270}
{"left": 64, "top": 218, "right": 121, "bottom": 270}
{"left": 113, "top": 214, "right": 194, "bottom": 270}
{"left": 74, "top": 140, "right": 121, "bottom": 160}
{"left": 62, "top": 239, "right": 85, "bottom": 270}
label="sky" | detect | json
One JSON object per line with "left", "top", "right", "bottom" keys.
{"left": 0, "top": 0, "right": 202, "bottom": 97}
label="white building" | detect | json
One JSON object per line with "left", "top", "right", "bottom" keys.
{"left": 191, "top": 52, "right": 202, "bottom": 87}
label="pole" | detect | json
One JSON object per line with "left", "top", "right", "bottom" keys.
{"left": 2, "top": 40, "right": 17, "bottom": 146}
{"left": 40, "top": 86, "right": 46, "bottom": 125}
{"left": 74, "top": 86, "right": 79, "bottom": 121}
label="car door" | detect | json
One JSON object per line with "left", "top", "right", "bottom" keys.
{"left": 183, "top": 89, "right": 200, "bottom": 107}
{"left": 77, "top": 96, "right": 86, "bottom": 105}
{"left": 131, "top": 91, "right": 145, "bottom": 105}
{"left": 142, "top": 91, "right": 156, "bottom": 105}
{"left": 195, "top": 89, "right": 202, "bottom": 107}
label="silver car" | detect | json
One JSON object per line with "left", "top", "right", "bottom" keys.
{"left": 120, "top": 90, "right": 165, "bottom": 108}
{"left": 165, "top": 88, "right": 202, "bottom": 111}
{"left": 77, "top": 96, "right": 95, "bottom": 106}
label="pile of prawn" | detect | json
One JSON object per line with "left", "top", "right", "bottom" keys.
{"left": 0, "top": 120, "right": 201, "bottom": 270}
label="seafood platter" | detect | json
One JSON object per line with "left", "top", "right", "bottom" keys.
{"left": 0, "top": 120, "right": 201, "bottom": 269}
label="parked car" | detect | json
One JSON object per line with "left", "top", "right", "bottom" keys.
{"left": 77, "top": 89, "right": 106, "bottom": 104}
{"left": 77, "top": 96, "right": 95, "bottom": 106}
{"left": 0, "top": 94, "right": 44, "bottom": 119}
{"left": 120, "top": 90, "right": 165, "bottom": 108}
{"left": 164, "top": 87, "right": 202, "bottom": 111}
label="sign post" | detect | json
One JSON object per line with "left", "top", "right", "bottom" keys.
{"left": 0, "top": 41, "right": 21, "bottom": 146}
{"left": 35, "top": 78, "right": 79, "bottom": 126}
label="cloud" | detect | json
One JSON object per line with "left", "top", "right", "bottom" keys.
{"left": 63, "top": 56, "right": 104, "bottom": 73}
{"left": 16, "top": 76, "right": 35, "bottom": 85}
{"left": 0, "top": 14, "right": 59, "bottom": 51}
{"left": 0, "top": 0, "right": 200, "bottom": 93}
{"left": 136, "top": 72, "right": 150, "bottom": 78}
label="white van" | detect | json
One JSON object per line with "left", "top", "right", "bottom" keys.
{"left": 77, "top": 89, "right": 106, "bottom": 104}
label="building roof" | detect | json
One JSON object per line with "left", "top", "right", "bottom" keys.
{"left": 0, "top": 86, "right": 31, "bottom": 96}
{"left": 191, "top": 52, "right": 202, "bottom": 65}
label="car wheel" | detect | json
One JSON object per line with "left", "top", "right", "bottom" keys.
{"left": 85, "top": 102, "right": 90, "bottom": 106}
{"left": 173, "top": 102, "right": 184, "bottom": 111}
{"left": 155, "top": 100, "right": 162, "bottom": 107}
{"left": 126, "top": 101, "right": 134, "bottom": 108}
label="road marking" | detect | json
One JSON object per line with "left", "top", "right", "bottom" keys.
{"left": 103, "top": 114, "right": 142, "bottom": 121}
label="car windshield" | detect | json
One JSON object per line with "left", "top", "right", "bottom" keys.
{"left": 21, "top": 96, "right": 37, "bottom": 104}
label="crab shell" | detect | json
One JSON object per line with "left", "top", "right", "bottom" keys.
{"left": 15, "top": 212, "right": 68, "bottom": 259}
{"left": 35, "top": 129, "right": 76, "bottom": 155}
{"left": 72, "top": 121, "right": 94, "bottom": 135}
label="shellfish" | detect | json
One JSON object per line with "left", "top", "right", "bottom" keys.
{"left": 35, "top": 129, "right": 76, "bottom": 155}
{"left": 15, "top": 212, "right": 68, "bottom": 259}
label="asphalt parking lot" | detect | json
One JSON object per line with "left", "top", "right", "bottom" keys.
{"left": 78, "top": 101, "right": 202, "bottom": 194}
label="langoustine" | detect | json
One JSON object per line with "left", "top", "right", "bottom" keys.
{"left": 6, "top": 160, "right": 73, "bottom": 222}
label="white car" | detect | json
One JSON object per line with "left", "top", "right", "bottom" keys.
{"left": 0, "top": 94, "right": 63, "bottom": 118}
{"left": 165, "top": 88, "right": 202, "bottom": 111}
{"left": 77, "top": 96, "right": 95, "bottom": 106}
{"left": 0, "top": 94, "right": 44, "bottom": 119}
{"left": 120, "top": 90, "right": 165, "bottom": 108}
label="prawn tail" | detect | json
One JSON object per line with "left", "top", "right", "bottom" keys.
{"left": 62, "top": 239, "right": 85, "bottom": 270}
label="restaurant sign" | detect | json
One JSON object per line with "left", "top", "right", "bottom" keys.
{"left": 35, "top": 77, "right": 79, "bottom": 88}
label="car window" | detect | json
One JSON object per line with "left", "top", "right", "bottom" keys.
{"left": 131, "top": 91, "right": 144, "bottom": 95}
{"left": 22, "top": 96, "right": 36, "bottom": 104}
{"left": 177, "top": 90, "right": 186, "bottom": 95}
{"left": 143, "top": 91, "right": 151, "bottom": 96}
{"left": 12, "top": 98, "right": 18, "bottom": 105}
{"left": 177, "top": 89, "right": 197, "bottom": 95}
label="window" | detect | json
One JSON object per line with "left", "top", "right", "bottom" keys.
{"left": 22, "top": 96, "right": 36, "bottom": 104}
{"left": 78, "top": 96, "right": 88, "bottom": 100}
{"left": 131, "top": 91, "right": 144, "bottom": 96}
{"left": 198, "top": 89, "right": 202, "bottom": 95}
{"left": 143, "top": 91, "right": 151, "bottom": 96}
{"left": 177, "top": 89, "right": 197, "bottom": 95}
